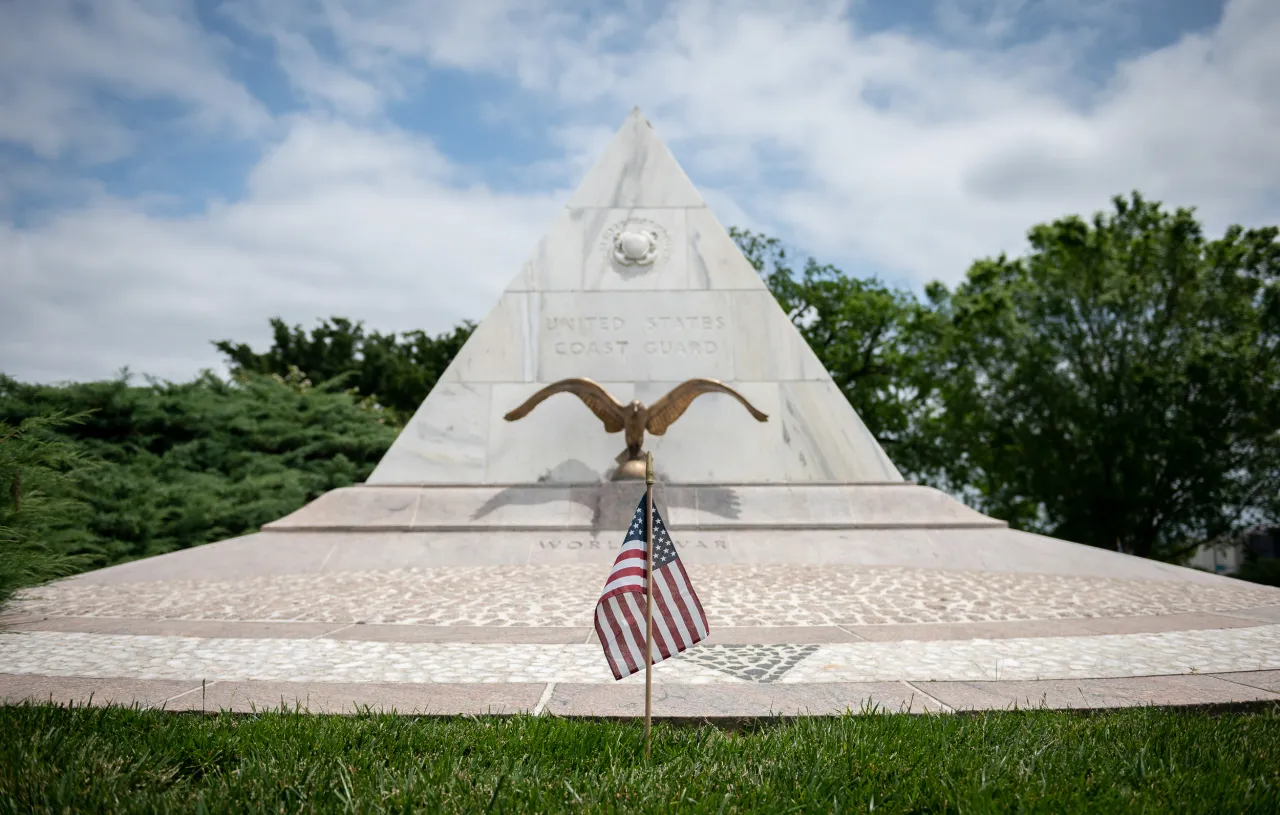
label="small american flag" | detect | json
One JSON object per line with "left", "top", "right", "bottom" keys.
{"left": 594, "top": 494, "right": 709, "bottom": 680}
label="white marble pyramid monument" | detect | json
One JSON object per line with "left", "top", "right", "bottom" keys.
{"left": 369, "top": 108, "right": 899, "bottom": 486}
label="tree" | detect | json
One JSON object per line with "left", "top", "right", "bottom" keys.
{"left": 928, "top": 193, "right": 1280, "bottom": 559}
{"left": 214, "top": 317, "right": 475, "bottom": 425}
{"left": 0, "top": 412, "right": 94, "bottom": 609}
{"left": 732, "top": 228, "right": 947, "bottom": 479}
{"left": 0, "top": 371, "right": 399, "bottom": 571}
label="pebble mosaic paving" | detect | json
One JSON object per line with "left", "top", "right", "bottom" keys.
{"left": 15, "top": 566, "right": 1280, "bottom": 627}
{"left": 681, "top": 644, "right": 821, "bottom": 682}
{"left": 4, "top": 625, "right": 1280, "bottom": 685}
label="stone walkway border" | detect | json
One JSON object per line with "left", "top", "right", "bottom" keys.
{"left": 5, "top": 625, "right": 1280, "bottom": 685}
{"left": 4, "top": 672, "right": 1279, "bottom": 717}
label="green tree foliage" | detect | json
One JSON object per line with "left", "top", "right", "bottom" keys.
{"left": 1236, "top": 556, "right": 1280, "bottom": 587}
{"left": 0, "top": 412, "right": 94, "bottom": 607}
{"left": 734, "top": 196, "right": 1278, "bottom": 563}
{"left": 927, "top": 194, "right": 1279, "bottom": 559}
{"left": 214, "top": 317, "right": 474, "bottom": 424}
{"left": 0, "top": 371, "right": 398, "bottom": 576}
{"left": 732, "top": 228, "right": 947, "bottom": 480}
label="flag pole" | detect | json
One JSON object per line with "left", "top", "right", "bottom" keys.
{"left": 644, "top": 450, "right": 655, "bottom": 759}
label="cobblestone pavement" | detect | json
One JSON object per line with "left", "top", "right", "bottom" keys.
{"left": 4, "top": 625, "right": 1279, "bottom": 685}
{"left": 16, "top": 566, "right": 1280, "bottom": 627}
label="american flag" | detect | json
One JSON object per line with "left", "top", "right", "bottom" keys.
{"left": 594, "top": 494, "right": 709, "bottom": 680}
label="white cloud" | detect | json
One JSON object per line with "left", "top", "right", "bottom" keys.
{"left": 541, "top": 0, "right": 1278, "bottom": 282}
{"left": 2, "top": 0, "right": 1278, "bottom": 384}
{"left": 220, "top": 0, "right": 624, "bottom": 117}
{"left": 267, "top": 30, "right": 388, "bottom": 117}
{"left": 0, "top": 0, "right": 270, "bottom": 162}
{"left": 1, "top": 118, "right": 563, "bottom": 382}
{"left": 935, "top": 0, "right": 1030, "bottom": 44}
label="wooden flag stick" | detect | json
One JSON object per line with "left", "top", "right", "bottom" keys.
{"left": 644, "top": 450, "right": 655, "bottom": 759}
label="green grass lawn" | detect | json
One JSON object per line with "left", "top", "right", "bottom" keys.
{"left": 2, "top": 703, "right": 1278, "bottom": 813}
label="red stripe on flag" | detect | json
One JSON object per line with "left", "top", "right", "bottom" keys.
{"left": 593, "top": 604, "right": 623, "bottom": 680}
{"left": 625, "top": 590, "right": 671, "bottom": 662}
{"left": 652, "top": 566, "right": 693, "bottom": 648}
{"left": 660, "top": 563, "right": 702, "bottom": 646}
{"left": 607, "top": 566, "right": 646, "bottom": 582}
{"left": 609, "top": 595, "right": 647, "bottom": 676}
{"left": 598, "top": 585, "right": 644, "bottom": 606}
{"left": 674, "top": 559, "right": 709, "bottom": 637}
{"left": 622, "top": 592, "right": 664, "bottom": 665}
{"left": 649, "top": 577, "right": 681, "bottom": 657}
{"left": 600, "top": 596, "right": 639, "bottom": 677}
{"left": 614, "top": 593, "right": 649, "bottom": 668}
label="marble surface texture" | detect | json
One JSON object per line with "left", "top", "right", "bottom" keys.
{"left": 368, "top": 109, "right": 903, "bottom": 485}
{"left": 565, "top": 109, "right": 706, "bottom": 209}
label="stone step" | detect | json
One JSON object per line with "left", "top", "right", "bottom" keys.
{"left": 265, "top": 483, "right": 1004, "bottom": 532}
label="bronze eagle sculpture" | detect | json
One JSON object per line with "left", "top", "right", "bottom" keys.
{"left": 503, "top": 377, "right": 768, "bottom": 474}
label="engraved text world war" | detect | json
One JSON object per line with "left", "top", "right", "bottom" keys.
{"left": 539, "top": 537, "right": 729, "bottom": 550}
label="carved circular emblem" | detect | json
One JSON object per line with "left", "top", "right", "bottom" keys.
{"left": 603, "top": 219, "right": 669, "bottom": 273}
{"left": 615, "top": 230, "right": 658, "bottom": 265}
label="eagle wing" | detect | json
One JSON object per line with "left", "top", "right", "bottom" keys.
{"left": 503, "top": 378, "right": 628, "bottom": 433}
{"left": 645, "top": 378, "right": 769, "bottom": 436}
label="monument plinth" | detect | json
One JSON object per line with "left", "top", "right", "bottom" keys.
{"left": 5, "top": 108, "right": 1278, "bottom": 717}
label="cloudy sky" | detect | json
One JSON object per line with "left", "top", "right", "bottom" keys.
{"left": 2, "top": 0, "right": 1276, "bottom": 384}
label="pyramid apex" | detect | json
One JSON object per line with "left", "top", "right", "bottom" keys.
{"left": 565, "top": 108, "right": 704, "bottom": 208}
